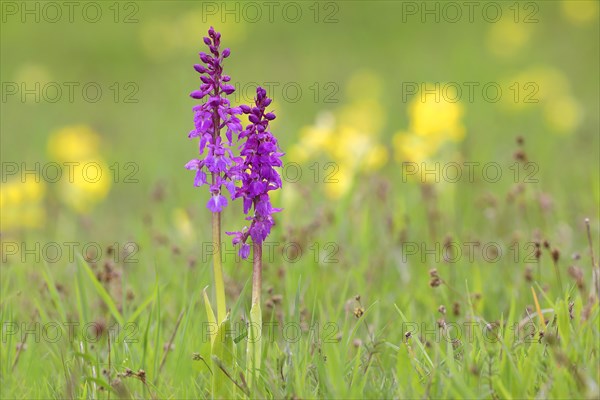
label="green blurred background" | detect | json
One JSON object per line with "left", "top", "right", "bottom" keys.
{"left": 1, "top": 2, "right": 599, "bottom": 397}
{"left": 1, "top": 1, "right": 599, "bottom": 223}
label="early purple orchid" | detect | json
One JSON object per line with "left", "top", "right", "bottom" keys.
{"left": 227, "top": 87, "right": 283, "bottom": 259}
{"left": 185, "top": 26, "right": 243, "bottom": 213}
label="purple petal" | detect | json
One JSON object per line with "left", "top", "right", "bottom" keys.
{"left": 240, "top": 243, "right": 250, "bottom": 259}
{"left": 185, "top": 159, "right": 201, "bottom": 170}
{"left": 207, "top": 195, "right": 228, "bottom": 213}
{"left": 194, "top": 170, "right": 207, "bottom": 187}
{"left": 190, "top": 90, "right": 206, "bottom": 99}
{"left": 221, "top": 84, "right": 235, "bottom": 94}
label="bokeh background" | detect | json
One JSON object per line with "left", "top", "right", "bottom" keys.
{"left": 2, "top": 1, "right": 598, "bottom": 230}
{"left": 1, "top": 1, "right": 599, "bottom": 397}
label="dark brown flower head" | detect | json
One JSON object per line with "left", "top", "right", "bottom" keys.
{"left": 353, "top": 307, "right": 364, "bottom": 318}
{"left": 429, "top": 277, "right": 442, "bottom": 288}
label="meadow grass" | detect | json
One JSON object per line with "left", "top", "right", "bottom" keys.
{"left": 1, "top": 2, "right": 599, "bottom": 399}
{"left": 1, "top": 162, "right": 599, "bottom": 398}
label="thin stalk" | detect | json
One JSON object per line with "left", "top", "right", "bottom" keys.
{"left": 212, "top": 209, "right": 226, "bottom": 322}
{"left": 252, "top": 242, "right": 262, "bottom": 307}
{"left": 585, "top": 218, "right": 599, "bottom": 298}
{"left": 210, "top": 76, "right": 226, "bottom": 323}
{"left": 551, "top": 256, "right": 564, "bottom": 295}
{"left": 247, "top": 241, "right": 263, "bottom": 388}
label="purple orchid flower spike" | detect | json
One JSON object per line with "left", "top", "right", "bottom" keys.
{"left": 186, "top": 26, "right": 243, "bottom": 211}
{"left": 227, "top": 87, "right": 283, "bottom": 259}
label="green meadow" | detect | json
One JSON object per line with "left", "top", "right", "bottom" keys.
{"left": 1, "top": 1, "right": 599, "bottom": 398}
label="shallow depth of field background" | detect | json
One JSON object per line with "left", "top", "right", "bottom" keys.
{"left": 1, "top": 1, "right": 599, "bottom": 399}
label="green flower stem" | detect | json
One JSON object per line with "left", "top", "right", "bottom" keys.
{"left": 252, "top": 242, "right": 262, "bottom": 307}
{"left": 212, "top": 209, "right": 227, "bottom": 323}
{"left": 247, "top": 241, "right": 263, "bottom": 388}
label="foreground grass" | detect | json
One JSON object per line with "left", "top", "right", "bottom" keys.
{"left": 1, "top": 168, "right": 599, "bottom": 399}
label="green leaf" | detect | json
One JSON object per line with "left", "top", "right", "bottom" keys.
{"left": 246, "top": 302, "right": 262, "bottom": 388}
{"left": 211, "top": 313, "right": 235, "bottom": 398}
{"left": 203, "top": 287, "right": 217, "bottom": 345}
{"left": 76, "top": 255, "right": 124, "bottom": 326}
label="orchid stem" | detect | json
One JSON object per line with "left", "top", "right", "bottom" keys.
{"left": 247, "top": 241, "right": 263, "bottom": 389}
{"left": 252, "top": 242, "right": 262, "bottom": 307}
{"left": 212, "top": 210, "right": 226, "bottom": 323}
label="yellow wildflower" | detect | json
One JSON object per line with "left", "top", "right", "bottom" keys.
{"left": 0, "top": 178, "right": 46, "bottom": 231}
{"left": 48, "top": 125, "right": 101, "bottom": 162}
{"left": 561, "top": 0, "right": 598, "bottom": 25}
{"left": 47, "top": 125, "right": 111, "bottom": 213}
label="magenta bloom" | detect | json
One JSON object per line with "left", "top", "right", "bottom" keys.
{"left": 227, "top": 87, "right": 283, "bottom": 258}
{"left": 185, "top": 27, "right": 242, "bottom": 212}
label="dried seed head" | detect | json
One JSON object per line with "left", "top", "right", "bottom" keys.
{"left": 551, "top": 249, "right": 560, "bottom": 262}
{"left": 543, "top": 240, "right": 550, "bottom": 249}
{"left": 137, "top": 369, "right": 146, "bottom": 384}
{"left": 516, "top": 136, "right": 524, "bottom": 145}
{"left": 524, "top": 267, "right": 533, "bottom": 282}
{"left": 429, "top": 277, "right": 442, "bottom": 288}
{"left": 513, "top": 150, "right": 527, "bottom": 162}
{"left": 429, "top": 268, "right": 439, "bottom": 278}
{"left": 271, "top": 294, "right": 283, "bottom": 304}
{"left": 353, "top": 307, "right": 364, "bottom": 319}
{"left": 404, "top": 331, "right": 412, "bottom": 339}
{"left": 568, "top": 301, "right": 575, "bottom": 320}
{"left": 453, "top": 302, "right": 461, "bottom": 316}
{"left": 438, "top": 305, "right": 446, "bottom": 315}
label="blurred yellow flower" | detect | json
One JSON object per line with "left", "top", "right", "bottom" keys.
{"left": 393, "top": 133, "right": 439, "bottom": 164}
{"left": 55, "top": 160, "right": 112, "bottom": 213}
{"left": 47, "top": 125, "right": 111, "bottom": 213}
{"left": 324, "top": 165, "right": 352, "bottom": 200}
{"left": 561, "top": 0, "right": 599, "bottom": 25}
{"left": 48, "top": 125, "right": 101, "bottom": 162}
{"left": 337, "top": 98, "right": 386, "bottom": 135}
{"left": 364, "top": 144, "right": 389, "bottom": 172}
{"left": 502, "top": 66, "right": 583, "bottom": 133}
{"left": 393, "top": 85, "right": 466, "bottom": 177}
{"left": 544, "top": 95, "right": 583, "bottom": 134}
{"left": 409, "top": 94, "right": 465, "bottom": 141}
{"left": 14, "top": 64, "right": 52, "bottom": 87}
{"left": 173, "top": 208, "right": 195, "bottom": 244}
{"left": 0, "top": 178, "right": 46, "bottom": 231}
{"left": 288, "top": 71, "right": 389, "bottom": 199}
{"left": 486, "top": 18, "right": 533, "bottom": 58}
